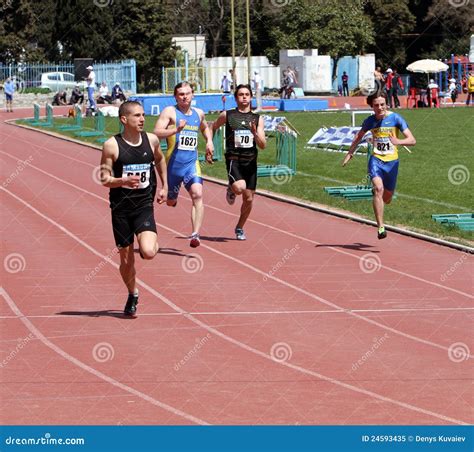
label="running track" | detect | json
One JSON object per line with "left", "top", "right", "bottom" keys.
{"left": 1, "top": 109, "right": 472, "bottom": 425}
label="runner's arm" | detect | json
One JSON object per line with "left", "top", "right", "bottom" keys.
{"left": 153, "top": 107, "right": 186, "bottom": 138}
{"left": 100, "top": 139, "right": 140, "bottom": 188}
{"left": 342, "top": 129, "right": 367, "bottom": 166}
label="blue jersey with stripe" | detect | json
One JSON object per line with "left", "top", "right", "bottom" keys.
{"left": 361, "top": 112, "right": 409, "bottom": 162}
{"left": 166, "top": 107, "right": 201, "bottom": 165}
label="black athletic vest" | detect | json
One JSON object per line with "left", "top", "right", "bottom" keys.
{"left": 109, "top": 132, "right": 156, "bottom": 211}
{"left": 225, "top": 109, "right": 260, "bottom": 160}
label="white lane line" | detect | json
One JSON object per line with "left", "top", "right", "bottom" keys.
{"left": 0, "top": 287, "right": 208, "bottom": 425}
{"left": 1, "top": 156, "right": 472, "bottom": 356}
{"left": 1, "top": 306, "right": 473, "bottom": 320}
{"left": 1, "top": 186, "right": 470, "bottom": 425}
{"left": 2, "top": 148, "right": 471, "bottom": 300}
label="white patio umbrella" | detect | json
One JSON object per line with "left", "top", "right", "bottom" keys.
{"left": 406, "top": 59, "right": 449, "bottom": 73}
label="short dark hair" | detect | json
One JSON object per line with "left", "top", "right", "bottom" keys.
{"left": 234, "top": 84, "right": 252, "bottom": 98}
{"left": 174, "top": 81, "right": 193, "bottom": 96}
{"left": 118, "top": 100, "right": 143, "bottom": 118}
{"left": 367, "top": 91, "right": 388, "bottom": 107}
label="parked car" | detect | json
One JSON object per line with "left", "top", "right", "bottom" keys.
{"left": 40, "top": 72, "right": 88, "bottom": 91}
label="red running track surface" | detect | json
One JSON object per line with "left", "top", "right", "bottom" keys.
{"left": 1, "top": 110, "right": 473, "bottom": 425}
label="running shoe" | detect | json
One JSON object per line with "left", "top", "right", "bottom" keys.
{"left": 190, "top": 232, "right": 201, "bottom": 248}
{"left": 235, "top": 227, "right": 246, "bottom": 241}
{"left": 124, "top": 293, "right": 139, "bottom": 316}
{"left": 377, "top": 226, "right": 387, "bottom": 240}
{"left": 226, "top": 187, "right": 236, "bottom": 205}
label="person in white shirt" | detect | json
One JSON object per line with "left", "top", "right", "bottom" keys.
{"left": 221, "top": 73, "right": 232, "bottom": 94}
{"left": 427, "top": 79, "right": 439, "bottom": 90}
{"left": 253, "top": 70, "right": 262, "bottom": 111}
{"left": 427, "top": 79, "right": 439, "bottom": 107}
{"left": 86, "top": 65, "right": 96, "bottom": 110}
{"left": 97, "top": 81, "right": 112, "bottom": 104}
{"left": 448, "top": 78, "right": 458, "bottom": 105}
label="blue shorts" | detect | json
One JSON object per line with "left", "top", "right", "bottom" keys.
{"left": 5, "top": 93, "right": 12, "bottom": 101}
{"left": 368, "top": 155, "right": 399, "bottom": 192}
{"left": 167, "top": 155, "right": 202, "bottom": 201}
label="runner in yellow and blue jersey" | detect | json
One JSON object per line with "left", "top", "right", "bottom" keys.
{"left": 343, "top": 92, "right": 416, "bottom": 239}
{"left": 154, "top": 82, "right": 214, "bottom": 248}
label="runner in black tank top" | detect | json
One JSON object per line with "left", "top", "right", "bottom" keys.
{"left": 211, "top": 84, "right": 267, "bottom": 241}
{"left": 109, "top": 131, "right": 157, "bottom": 212}
{"left": 100, "top": 101, "right": 168, "bottom": 316}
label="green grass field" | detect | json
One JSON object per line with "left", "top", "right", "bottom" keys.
{"left": 19, "top": 106, "right": 473, "bottom": 244}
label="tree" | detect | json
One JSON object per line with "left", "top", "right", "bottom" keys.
{"left": 423, "top": 0, "right": 473, "bottom": 59}
{"left": 364, "top": 0, "right": 416, "bottom": 69}
{"left": 111, "top": 0, "right": 176, "bottom": 91}
{"left": 264, "top": 0, "right": 375, "bottom": 73}
{"left": 0, "top": 0, "right": 46, "bottom": 62}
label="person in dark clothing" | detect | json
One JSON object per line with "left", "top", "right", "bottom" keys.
{"left": 69, "top": 85, "right": 84, "bottom": 104}
{"left": 211, "top": 84, "right": 267, "bottom": 241}
{"left": 342, "top": 71, "right": 349, "bottom": 97}
{"left": 52, "top": 91, "right": 67, "bottom": 106}
{"left": 111, "top": 82, "right": 126, "bottom": 102}
{"left": 100, "top": 101, "right": 168, "bottom": 316}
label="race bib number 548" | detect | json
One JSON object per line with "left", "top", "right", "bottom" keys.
{"left": 123, "top": 163, "right": 151, "bottom": 189}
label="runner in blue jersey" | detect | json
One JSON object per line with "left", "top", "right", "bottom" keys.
{"left": 342, "top": 92, "right": 416, "bottom": 239}
{"left": 154, "top": 82, "right": 214, "bottom": 248}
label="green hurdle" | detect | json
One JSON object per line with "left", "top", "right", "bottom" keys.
{"left": 96, "top": 118, "right": 125, "bottom": 144}
{"left": 432, "top": 213, "right": 474, "bottom": 231}
{"left": 324, "top": 184, "right": 373, "bottom": 200}
{"left": 36, "top": 104, "right": 54, "bottom": 128}
{"left": 74, "top": 110, "right": 106, "bottom": 137}
{"left": 57, "top": 105, "right": 83, "bottom": 131}
{"left": 198, "top": 127, "right": 223, "bottom": 162}
{"left": 257, "top": 130, "right": 297, "bottom": 178}
{"left": 26, "top": 103, "right": 41, "bottom": 125}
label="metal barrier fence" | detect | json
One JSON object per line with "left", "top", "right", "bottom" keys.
{"left": 163, "top": 66, "right": 207, "bottom": 94}
{"left": 0, "top": 60, "right": 136, "bottom": 93}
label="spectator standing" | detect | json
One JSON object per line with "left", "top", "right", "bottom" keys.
{"left": 221, "top": 73, "right": 232, "bottom": 94}
{"left": 390, "top": 69, "right": 404, "bottom": 108}
{"left": 466, "top": 71, "right": 474, "bottom": 106}
{"left": 341, "top": 71, "right": 349, "bottom": 96}
{"left": 4, "top": 77, "right": 15, "bottom": 112}
{"left": 86, "top": 65, "right": 96, "bottom": 110}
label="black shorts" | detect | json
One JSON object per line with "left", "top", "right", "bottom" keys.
{"left": 226, "top": 158, "right": 257, "bottom": 191}
{"left": 111, "top": 206, "right": 157, "bottom": 248}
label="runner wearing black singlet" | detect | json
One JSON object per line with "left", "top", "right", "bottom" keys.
{"left": 211, "top": 84, "right": 266, "bottom": 241}
{"left": 100, "top": 101, "right": 168, "bottom": 316}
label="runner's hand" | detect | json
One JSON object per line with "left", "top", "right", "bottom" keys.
{"left": 122, "top": 175, "right": 140, "bottom": 188}
{"left": 342, "top": 153, "right": 353, "bottom": 167}
{"left": 156, "top": 188, "right": 167, "bottom": 204}
{"left": 177, "top": 119, "right": 187, "bottom": 133}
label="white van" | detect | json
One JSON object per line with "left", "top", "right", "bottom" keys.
{"left": 40, "top": 72, "right": 88, "bottom": 91}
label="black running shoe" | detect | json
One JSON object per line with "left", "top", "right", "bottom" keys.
{"left": 124, "top": 293, "right": 139, "bottom": 316}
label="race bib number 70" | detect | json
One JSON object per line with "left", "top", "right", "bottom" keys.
{"left": 234, "top": 130, "right": 254, "bottom": 148}
{"left": 123, "top": 163, "right": 151, "bottom": 189}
